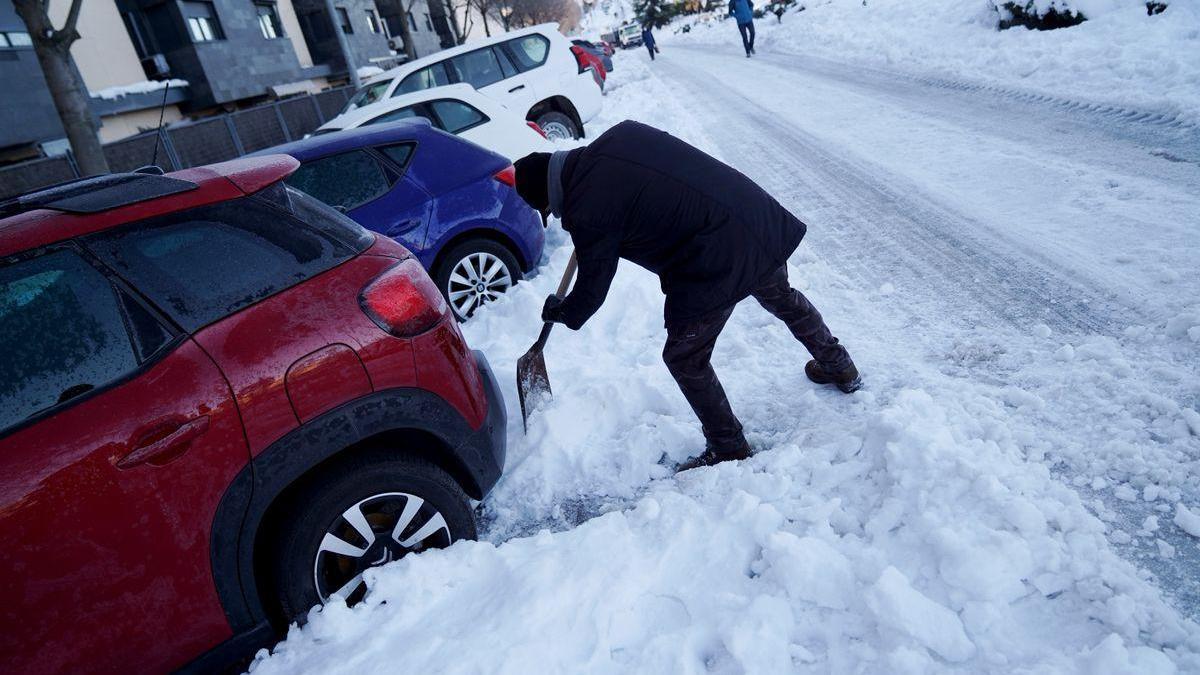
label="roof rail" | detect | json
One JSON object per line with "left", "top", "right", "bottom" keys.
{"left": 0, "top": 173, "right": 197, "bottom": 221}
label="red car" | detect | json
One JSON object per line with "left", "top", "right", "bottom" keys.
{"left": 0, "top": 156, "right": 506, "bottom": 674}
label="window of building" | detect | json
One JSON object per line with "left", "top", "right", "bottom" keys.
{"left": 448, "top": 48, "right": 505, "bottom": 89}
{"left": 0, "top": 249, "right": 140, "bottom": 433}
{"left": 394, "top": 64, "right": 450, "bottom": 95}
{"left": 424, "top": 13, "right": 433, "bottom": 31}
{"left": 286, "top": 151, "right": 391, "bottom": 214}
{"left": 183, "top": 1, "right": 224, "bottom": 42}
{"left": 366, "top": 9, "right": 383, "bottom": 34}
{"left": 0, "top": 32, "right": 33, "bottom": 48}
{"left": 409, "top": 14, "right": 418, "bottom": 31}
{"left": 337, "top": 7, "right": 354, "bottom": 34}
{"left": 429, "top": 99, "right": 487, "bottom": 134}
{"left": 256, "top": 2, "right": 284, "bottom": 39}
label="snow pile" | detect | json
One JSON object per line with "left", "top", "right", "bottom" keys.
{"left": 660, "top": 0, "right": 1200, "bottom": 121}
{"left": 90, "top": 79, "right": 188, "bottom": 101}
{"left": 248, "top": 53, "right": 1200, "bottom": 673}
{"left": 356, "top": 65, "right": 386, "bottom": 79}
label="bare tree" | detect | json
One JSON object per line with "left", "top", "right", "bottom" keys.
{"left": 12, "top": 0, "right": 108, "bottom": 175}
{"left": 507, "top": 0, "right": 576, "bottom": 28}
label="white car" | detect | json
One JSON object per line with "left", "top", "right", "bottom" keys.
{"left": 341, "top": 23, "right": 602, "bottom": 141}
{"left": 317, "top": 84, "right": 553, "bottom": 161}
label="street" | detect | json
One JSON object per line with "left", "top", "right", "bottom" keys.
{"left": 249, "top": 46, "right": 1200, "bottom": 673}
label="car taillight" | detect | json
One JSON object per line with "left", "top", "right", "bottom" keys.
{"left": 526, "top": 121, "right": 548, "bottom": 138}
{"left": 494, "top": 164, "right": 516, "bottom": 186}
{"left": 360, "top": 260, "right": 447, "bottom": 337}
{"left": 570, "top": 45, "right": 588, "bottom": 74}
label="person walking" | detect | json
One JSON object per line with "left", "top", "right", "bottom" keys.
{"left": 729, "top": 0, "right": 756, "bottom": 56}
{"left": 642, "top": 25, "right": 657, "bottom": 61}
{"left": 513, "top": 121, "right": 861, "bottom": 472}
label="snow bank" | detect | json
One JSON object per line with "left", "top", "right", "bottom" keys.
{"left": 660, "top": 0, "right": 1200, "bottom": 122}
{"left": 90, "top": 79, "right": 188, "bottom": 101}
{"left": 248, "top": 53, "right": 1200, "bottom": 673}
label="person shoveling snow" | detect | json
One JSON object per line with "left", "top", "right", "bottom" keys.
{"left": 513, "top": 120, "right": 861, "bottom": 471}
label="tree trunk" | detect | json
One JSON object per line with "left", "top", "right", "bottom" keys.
{"left": 480, "top": 4, "right": 491, "bottom": 36}
{"left": 396, "top": 1, "right": 418, "bottom": 60}
{"left": 12, "top": 0, "right": 109, "bottom": 176}
{"left": 444, "top": 0, "right": 463, "bottom": 44}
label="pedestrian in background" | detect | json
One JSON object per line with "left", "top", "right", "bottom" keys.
{"left": 642, "top": 25, "right": 657, "bottom": 61}
{"left": 729, "top": 0, "right": 756, "bottom": 57}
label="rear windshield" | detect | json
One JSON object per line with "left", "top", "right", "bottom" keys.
{"left": 85, "top": 195, "right": 368, "bottom": 332}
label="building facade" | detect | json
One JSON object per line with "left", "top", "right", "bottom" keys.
{"left": 1, "top": 0, "right": 459, "bottom": 165}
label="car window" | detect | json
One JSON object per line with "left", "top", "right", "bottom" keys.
{"left": 376, "top": 143, "right": 415, "bottom": 170}
{"left": 429, "top": 99, "right": 487, "bottom": 134}
{"left": 494, "top": 46, "right": 518, "bottom": 78}
{"left": 365, "top": 105, "right": 421, "bottom": 127}
{"left": 346, "top": 78, "right": 394, "bottom": 111}
{"left": 283, "top": 187, "right": 376, "bottom": 252}
{"left": 85, "top": 198, "right": 356, "bottom": 332}
{"left": 448, "top": 48, "right": 505, "bottom": 88}
{"left": 395, "top": 64, "right": 450, "bottom": 95}
{"left": 506, "top": 35, "right": 550, "bottom": 70}
{"left": 286, "top": 150, "right": 391, "bottom": 212}
{"left": 0, "top": 249, "right": 139, "bottom": 433}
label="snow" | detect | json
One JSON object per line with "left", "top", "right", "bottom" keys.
{"left": 356, "top": 65, "right": 386, "bottom": 79}
{"left": 659, "top": 0, "right": 1200, "bottom": 124}
{"left": 90, "top": 79, "right": 188, "bottom": 101}
{"left": 249, "top": 26, "right": 1200, "bottom": 675}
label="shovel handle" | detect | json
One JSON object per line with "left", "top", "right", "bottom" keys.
{"left": 554, "top": 252, "right": 578, "bottom": 298}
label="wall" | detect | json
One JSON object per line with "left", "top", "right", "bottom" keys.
{"left": 278, "top": 0, "right": 315, "bottom": 67}
{"left": 98, "top": 105, "right": 184, "bottom": 143}
{"left": 48, "top": 0, "right": 146, "bottom": 92}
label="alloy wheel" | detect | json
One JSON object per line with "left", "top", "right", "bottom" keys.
{"left": 446, "top": 251, "right": 513, "bottom": 320}
{"left": 313, "top": 492, "right": 452, "bottom": 604}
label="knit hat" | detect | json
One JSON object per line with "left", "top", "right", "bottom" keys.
{"left": 514, "top": 152, "right": 551, "bottom": 213}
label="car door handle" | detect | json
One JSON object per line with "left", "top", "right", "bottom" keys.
{"left": 508, "top": 85, "right": 526, "bottom": 93}
{"left": 389, "top": 218, "right": 423, "bottom": 235}
{"left": 117, "top": 416, "right": 209, "bottom": 469}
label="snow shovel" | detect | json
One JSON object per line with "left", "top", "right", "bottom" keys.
{"left": 517, "top": 251, "right": 578, "bottom": 431}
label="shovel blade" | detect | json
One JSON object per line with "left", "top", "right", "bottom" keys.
{"left": 516, "top": 347, "right": 552, "bottom": 430}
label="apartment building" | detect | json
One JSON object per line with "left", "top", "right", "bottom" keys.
{"left": 0, "top": 0, "right": 455, "bottom": 163}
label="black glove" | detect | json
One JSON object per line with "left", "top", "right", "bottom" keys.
{"left": 542, "top": 295, "right": 566, "bottom": 324}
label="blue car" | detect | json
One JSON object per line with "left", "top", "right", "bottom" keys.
{"left": 254, "top": 120, "right": 544, "bottom": 320}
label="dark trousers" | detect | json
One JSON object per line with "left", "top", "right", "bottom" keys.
{"left": 662, "top": 266, "right": 851, "bottom": 452}
{"left": 737, "top": 22, "right": 755, "bottom": 54}
{"left": 645, "top": 42, "right": 656, "bottom": 60}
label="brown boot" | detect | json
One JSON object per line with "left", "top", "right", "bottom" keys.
{"left": 805, "top": 360, "right": 862, "bottom": 393}
{"left": 675, "top": 438, "right": 753, "bottom": 473}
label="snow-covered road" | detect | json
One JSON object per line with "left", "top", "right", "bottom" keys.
{"left": 249, "top": 48, "right": 1200, "bottom": 673}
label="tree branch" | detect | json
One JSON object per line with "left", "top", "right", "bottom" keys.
{"left": 62, "top": 0, "right": 83, "bottom": 36}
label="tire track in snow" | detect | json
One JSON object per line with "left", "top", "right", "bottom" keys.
{"left": 656, "top": 55, "right": 1137, "bottom": 336}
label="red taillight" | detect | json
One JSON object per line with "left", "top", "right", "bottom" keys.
{"left": 360, "top": 260, "right": 447, "bottom": 337}
{"left": 494, "top": 164, "right": 517, "bottom": 186}
{"left": 526, "top": 121, "right": 548, "bottom": 138}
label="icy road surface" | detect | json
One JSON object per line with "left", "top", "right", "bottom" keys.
{"left": 250, "top": 51, "right": 1200, "bottom": 673}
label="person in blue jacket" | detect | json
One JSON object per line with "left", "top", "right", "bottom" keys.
{"left": 729, "top": 0, "right": 756, "bottom": 57}
{"left": 642, "top": 25, "right": 657, "bottom": 61}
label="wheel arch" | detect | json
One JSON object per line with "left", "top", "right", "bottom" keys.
{"left": 526, "top": 96, "right": 584, "bottom": 138}
{"left": 430, "top": 226, "right": 531, "bottom": 275}
{"left": 208, "top": 386, "right": 503, "bottom": 637}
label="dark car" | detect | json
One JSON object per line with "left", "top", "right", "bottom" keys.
{"left": 0, "top": 156, "right": 506, "bottom": 674}
{"left": 255, "top": 120, "right": 545, "bottom": 320}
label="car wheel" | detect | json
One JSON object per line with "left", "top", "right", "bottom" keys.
{"left": 268, "top": 454, "right": 476, "bottom": 624}
{"left": 535, "top": 111, "right": 579, "bottom": 141}
{"left": 435, "top": 239, "right": 521, "bottom": 321}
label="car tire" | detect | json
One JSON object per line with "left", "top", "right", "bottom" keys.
{"left": 435, "top": 239, "right": 521, "bottom": 322}
{"left": 268, "top": 453, "right": 476, "bottom": 625}
{"left": 534, "top": 111, "right": 580, "bottom": 141}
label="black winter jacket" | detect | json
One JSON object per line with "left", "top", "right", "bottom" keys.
{"left": 555, "top": 120, "right": 806, "bottom": 328}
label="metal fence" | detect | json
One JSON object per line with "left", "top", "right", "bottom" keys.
{"left": 0, "top": 85, "right": 354, "bottom": 200}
